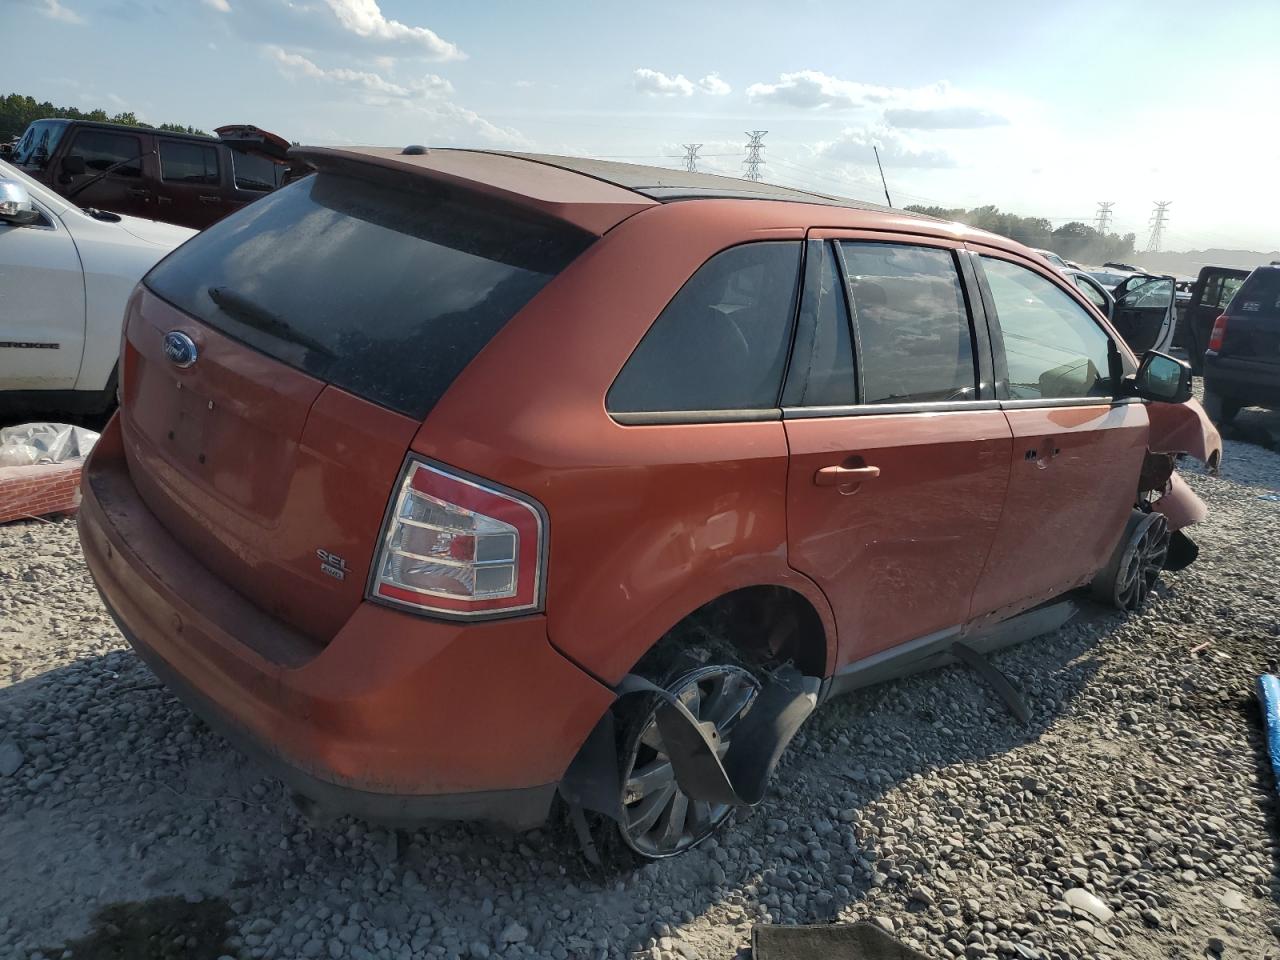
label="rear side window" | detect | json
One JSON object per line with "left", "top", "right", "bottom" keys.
{"left": 159, "top": 141, "right": 220, "bottom": 184}
{"left": 840, "top": 242, "right": 977, "bottom": 404}
{"left": 144, "top": 171, "right": 592, "bottom": 419}
{"left": 608, "top": 242, "right": 801, "bottom": 415}
{"left": 70, "top": 130, "right": 143, "bottom": 178}
{"left": 1233, "top": 269, "right": 1280, "bottom": 319}
{"left": 1202, "top": 273, "right": 1245, "bottom": 311}
{"left": 981, "top": 256, "right": 1112, "bottom": 400}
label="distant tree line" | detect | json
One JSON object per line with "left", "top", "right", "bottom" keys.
{"left": 904, "top": 203, "right": 1137, "bottom": 264}
{"left": 1, "top": 92, "right": 208, "bottom": 143}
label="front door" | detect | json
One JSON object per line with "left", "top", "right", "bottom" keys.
{"left": 0, "top": 200, "right": 86, "bottom": 390}
{"left": 1112, "top": 274, "right": 1176, "bottom": 354}
{"left": 58, "top": 127, "right": 154, "bottom": 219}
{"left": 968, "top": 249, "right": 1149, "bottom": 623}
{"left": 782, "top": 235, "right": 1012, "bottom": 670}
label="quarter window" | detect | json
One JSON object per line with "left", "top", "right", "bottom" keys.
{"left": 69, "top": 130, "right": 143, "bottom": 178}
{"left": 159, "top": 141, "right": 220, "bottom": 184}
{"left": 608, "top": 242, "right": 801, "bottom": 415}
{"left": 839, "top": 241, "right": 977, "bottom": 404}
{"left": 982, "top": 256, "right": 1113, "bottom": 400}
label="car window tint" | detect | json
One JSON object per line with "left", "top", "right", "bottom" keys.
{"left": 144, "top": 172, "right": 592, "bottom": 419}
{"left": 70, "top": 130, "right": 143, "bottom": 178}
{"left": 1233, "top": 269, "right": 1280, "bottom": 319}
{"left": 982, "top": 256, "right": 1113, "bottom": 400}
{"left": 839, "top": 241, "right": 976, "bottom": 404}
{"left": 230, "top": 150, "right": 284, "bottom": 191}
{"left": 1218, "top": 276, "right": 1245, "bottom": 309}
{"left": 608, "top": 242, "right": 801, "bottom": 414}
{"left": 159, "top": 141, "right": 220, "bottom": 184}
{"left": 784, "top": 242, "right": 856, "bottom": 407}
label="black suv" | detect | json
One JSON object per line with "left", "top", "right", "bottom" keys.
{"left": 1202, "top": 263, "right": 1280, "bottom": 423}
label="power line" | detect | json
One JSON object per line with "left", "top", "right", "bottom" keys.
{"left": 1146, "top": 201, "right": 1172, "bottom": 252}
{"left": 680, "top": 143, "right": 702, "bottom": 173}
{"left": 1095, "top": 201, "right": 1114, "bottom": 234}
{"left": 743, "top": 130, "right": 767, "bottom": 182}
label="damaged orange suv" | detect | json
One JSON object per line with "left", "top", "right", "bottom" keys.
{"left": 79, "top": 148, "right": 1220, "bottom": 860}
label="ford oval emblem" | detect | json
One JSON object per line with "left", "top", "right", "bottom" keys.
{"left": 163, "top": 331, "right": 197, "bottom": 368}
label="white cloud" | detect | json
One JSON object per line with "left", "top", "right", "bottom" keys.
{"left": 747, "top": 71, "right": 895, "bottom": 109}
{"left": 815, "top": 127, "right": 955, "bottom": 169}
{"left": 514, "top": 79, "right": 535, "bottom": 89}
{"left": 266, "top": 46, "right": 524, "bottom": 148}
{"left": 267, "top": 46, "right": 452, "bottom": 100}
{"left": 698, "top": 73, "right": 731, "bottom": 96}
{"left": 16, "top": 0, "right": 84, "bottom": 23}
{"left": 321, "top": 0, "right": 464, "bottom": 60}
{"left": 202, "top": 0, "right": 230, "bottom": 12}
{"left": 633, "top": 68, "right": 694, "bottom": 98}
{"left": 747, "top": 71, "right": 1010, "bottom": 129}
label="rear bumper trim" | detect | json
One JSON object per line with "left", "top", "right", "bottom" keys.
{"left": 108, "top": 603, "right": 554, "bottom": 829}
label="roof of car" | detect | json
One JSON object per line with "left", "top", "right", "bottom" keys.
{"left": 293, "top": 145, "right": 995, "bottom": 242}
{"left": 30, "top": 117, "right": 218, "bottom": 145}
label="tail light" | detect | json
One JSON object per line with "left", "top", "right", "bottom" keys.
{"left": 368, "top": 458, "right": 546, "bottom": 618}
{"left": 1207, "top": 314, "right": 1228, "bottom": 353}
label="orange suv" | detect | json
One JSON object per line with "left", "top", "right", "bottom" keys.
{"left": 78, "top": 147, "right": 1220, "bottom": 860}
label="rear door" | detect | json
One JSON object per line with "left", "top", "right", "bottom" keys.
{"left": 783, "top": 233, "right": 1012, "bottom": 670}
{"left": 1187, "top": 268, "right": 1248, "bottom": 367}
{"left": 155, "top": 138, "right": 226, "bottom": 228}
{"left": 59, "top": 127, "right": 154, "bottom": 219}
{"left": 967, "top": 249, "right": 1148, "bottom": 623}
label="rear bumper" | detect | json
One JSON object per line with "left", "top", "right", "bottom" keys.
{"left": 1204, "top": 355, "right": 1280, "bottom": 409}
{"left": 78, "top": 415, "right": 614, "bottom": 829}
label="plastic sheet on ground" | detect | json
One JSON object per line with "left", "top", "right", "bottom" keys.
{"left": 0, "top": 423, "right": 100, "bottom": 467}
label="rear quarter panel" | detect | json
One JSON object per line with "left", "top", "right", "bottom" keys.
{"left": 408, "top": 200, "right": 839, "bottom": 684}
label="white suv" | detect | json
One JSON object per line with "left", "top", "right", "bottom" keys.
{"left": 0, "top": 159, "right": 194, "bottom": 416}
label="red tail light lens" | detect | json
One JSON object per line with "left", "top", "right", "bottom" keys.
{"left": 368, "top": 459, "right": 545, "bottom": 618}
{"left": 1207, "top": 314, "right": 1228, "bottom": 353}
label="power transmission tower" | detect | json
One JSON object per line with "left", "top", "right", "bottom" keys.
{"left": 1145, "top": 201, "right": 1171, "bottom": 252}
{"left": 1094, "top": 201, "right": 1114, "bottom": 235}
{"left": 743, "top": 130, "right": 767, "bottom": 181}
{"left": 681, "top": 143, "right": 702, "bottom": 173}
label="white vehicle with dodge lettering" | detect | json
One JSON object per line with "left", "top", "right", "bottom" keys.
{"left": 0, "top": 159, "right": 194, "bottom": 416}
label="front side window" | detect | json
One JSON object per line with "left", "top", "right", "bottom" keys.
{"left": 70, "top": 130, "right": 143, "bottom": 178}
{"left": 783, "top": 242, "right": 856, "bottom": 407}
{"left": 159, "top": 141, "right": 220, "bottom": 184}
{"left": 1118, "top": 277, "right": 1173, "bottom": 310}
{"left": 840, "top": 241, "right": 977, "bottom": 404}
{"left": 982, "top": 256, "right": 1113, "bottom": 400}
{"left": 1073, "top": 274, "right": 1110, "bottom": 311}
{"left": 608, "top": 242, "right": 801, "bottom": 414}
{"left": 1215, "top": 275, "right": 1246, "bottom": 310}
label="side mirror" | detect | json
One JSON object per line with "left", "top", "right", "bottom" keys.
{"left": 0, "top": 178, "right": 40, "bottom": 227}
{"left": 61, "top": 154, "right": 86, "bottom": 177}
{"left": 1128, "top": 350, "right": 1192, "bottom": 403}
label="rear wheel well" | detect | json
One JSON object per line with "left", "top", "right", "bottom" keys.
{"left": 630, "top": 585, "right": 828, "bottom": 682}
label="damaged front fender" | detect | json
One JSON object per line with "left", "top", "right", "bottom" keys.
{"left": 1147, "top": 397, "right": 1222, "bottom": 470}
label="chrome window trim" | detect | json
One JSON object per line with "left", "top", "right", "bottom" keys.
{"left": 782, "top": 399, "right": 1000, "bottom": 419}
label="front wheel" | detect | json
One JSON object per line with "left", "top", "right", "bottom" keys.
{"left": 1091, "top": 510, "right": 1170, "bottom": 611}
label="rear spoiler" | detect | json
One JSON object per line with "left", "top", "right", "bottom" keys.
{"left": 290, "top": 145, "right": 657, "bottom": 237}
{"left": 215, "top": 124, "right": 292, "bottom": 161}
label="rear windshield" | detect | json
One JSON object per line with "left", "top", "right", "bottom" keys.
{"left": 1231, "top": 269, "right": 1280, "bottom": 320}
{"left": 144, "top": 170, "right": 592, "bottom": 418}
{"left": 229, "top": 149, "right": 285, "bottom": 191}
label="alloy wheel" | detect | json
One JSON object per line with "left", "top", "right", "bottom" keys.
{"left": 618, "top": 664, "right": 759, "bottom": 859}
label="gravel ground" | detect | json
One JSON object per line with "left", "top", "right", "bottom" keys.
{"left": 2, "top": 412, "right": 1280, "bottom": 960}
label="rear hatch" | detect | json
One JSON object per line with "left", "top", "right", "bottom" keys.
{"left": 1220, "top": 267, "right": 1280, "bottom": 366}
{"left": 123, "top": 158, "right": 593, "bottom": 641}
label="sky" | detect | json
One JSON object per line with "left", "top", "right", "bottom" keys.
{"left": 7, "top": 0, "right": 1280, "bottom": 251}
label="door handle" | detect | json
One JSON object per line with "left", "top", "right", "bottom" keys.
{"left": 127, "top": 188, "right": 150, "bottom": 197}
{"left": 814, "top": 464, "right": 881, "bottom": 486}
{"left": 198, "top": 195, "right": 222, "bottom": 204}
